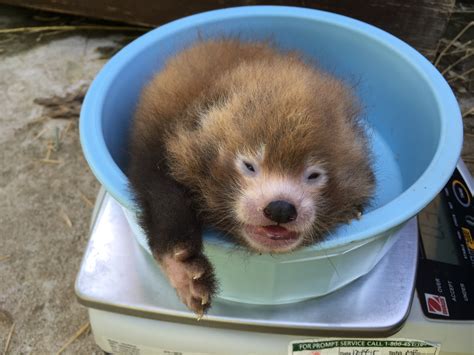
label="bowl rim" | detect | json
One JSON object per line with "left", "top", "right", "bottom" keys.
{"left": 80, "top": 5, "right": 463, "bottom": 254}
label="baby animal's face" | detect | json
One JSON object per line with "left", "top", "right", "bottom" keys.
{"left": 233, "top": 146, "right": 328, "bottom": 252}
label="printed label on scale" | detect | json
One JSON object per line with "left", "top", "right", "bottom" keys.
{"left": 105, "top": 337, "right": 209, "bottom": 355}
{"left": 289, "top": 339, "right": 440, "bottom": 355}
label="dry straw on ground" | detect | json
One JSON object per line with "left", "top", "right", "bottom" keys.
{"left": 0, "top": 25, "right": 148, "bottom": 35}
{"left": 3, "top": 322, "right": 15, "bottom": 355}
{"left": 55, "top": 322, "right": 91, "bottom": 355}
{"left": 434, "top": 21, "right": 474, "bottom": 96}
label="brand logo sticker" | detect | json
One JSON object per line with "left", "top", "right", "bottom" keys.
{"left": 425, "top": 293, "right": 449, "bottom": 316}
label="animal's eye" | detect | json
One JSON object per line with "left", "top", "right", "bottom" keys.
{"left": 244, "top": 162, "right": 255, "bottom": 173}
{"left": 236, "top": 155, "right": 258, "bottom": 176}
{"left": 307, "top": 172, "right": 321, "bottom": 180}
{"left": 306, "top": 168, "right": 326, "bottom": 184}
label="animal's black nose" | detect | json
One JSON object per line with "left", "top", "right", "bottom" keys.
{"left": 263, "top": 200, "right": 297, "bottom": 224}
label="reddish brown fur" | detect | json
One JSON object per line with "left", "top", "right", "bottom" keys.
{"left": 148, "top": 40, "right": 373, "bottom": 239}
{"left": 129, "top": 39, "right": 375, "bottom": 313}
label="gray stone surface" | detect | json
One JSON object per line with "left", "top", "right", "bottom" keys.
{"left": 0, "top": 14, "right": 131, "bottom": 353}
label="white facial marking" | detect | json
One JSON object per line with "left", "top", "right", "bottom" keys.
{"left": 236, "top": 174, "right": 316, "bottom": 229}
{"left": 234, "top": 153, "right": 328, "bottom": 252}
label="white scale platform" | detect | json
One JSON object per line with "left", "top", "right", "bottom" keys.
{"left": 75, "top": 192, "right": 473, "bottom": 354}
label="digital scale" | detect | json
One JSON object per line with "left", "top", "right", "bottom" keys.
{"left": 75, "top": 161, "right": 474, "bottom": 354}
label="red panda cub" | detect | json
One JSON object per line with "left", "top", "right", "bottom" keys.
{"left": 128, "top": 39, "right": 375, "bottom": 316}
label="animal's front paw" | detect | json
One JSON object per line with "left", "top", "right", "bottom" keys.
{"left": 159, "top": 247, "right": 217, "bottom": 317}
{"left": 346, "top": 209, "right": 363, "bottom": 224}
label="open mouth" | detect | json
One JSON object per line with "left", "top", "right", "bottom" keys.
{"left": 244, "top": 224, "right": 301, "bottom": 251}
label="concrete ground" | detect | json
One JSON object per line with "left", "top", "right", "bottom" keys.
{"left": 0, "top": 4, "right": 472, "bottom": 355}
{"left": 0, "top": 5, "right": 141, "bottom": 354}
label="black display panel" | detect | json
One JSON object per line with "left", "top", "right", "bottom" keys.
{"left": 416, "top": 166, "right": 474, "bottom": 320}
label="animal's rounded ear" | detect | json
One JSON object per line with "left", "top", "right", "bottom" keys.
{"left": 165, "top": 128, "right": 206, "bottom": 184}
{"left": 336, "top": 81, "right": 362, "bottom": 122}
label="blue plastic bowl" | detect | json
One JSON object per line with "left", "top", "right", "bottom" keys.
{"left": 80, "top": 6, "right": 463, "bottom": 304}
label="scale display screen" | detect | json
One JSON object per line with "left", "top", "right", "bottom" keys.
{"left": 418, "top": 195, "right": 462, "bottom": 266}
{"left": 416, "top": 164, "right": 474, "bottom": 320}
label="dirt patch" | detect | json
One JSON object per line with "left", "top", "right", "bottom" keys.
{"left": 0, "top": 32, "right": 130, "bottom": 353}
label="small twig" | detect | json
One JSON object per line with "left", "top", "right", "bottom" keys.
{"left": 79, "top": 191, "right": 94, "bottom": 209}
{"left": 43, "top": 141, "right": 54, "bottom": 159}
{"left": 39, "top": 140, "right": 64, "bottom": 164}
{"left": 55, "top": 322, "right": 90, "bottom": 355}
{"left": 0, "top": 25, "right": 149, "bottom": 35}
{"left": 33, "top": 128, "right": 47, "bottom": 141}
{"left": 435, "top": 21, "right": 474, "bottom": 66}
{"left": 438, "top": 38, "right": 471, "bottom": 51}
{"left": 60, "top": 121, "right": 73, "bottom": 141}
{"left": 441, "top": 51, "right": 474, "bottom": 75}
{"left": 462, "top": 107, "right": 474, "bottom": 118}
{"left": 59, "top": 210, "right": 73, "bottom": 228}
{"left": 453, "top": 9, "right": 474, "bottom": 14}
{"left": 448, "top": 68, "right": 474, "bottom": 83}
{"left": 48, "top": 140, "right": 58, "bottom": 153}
{"left": 4, "top": 322, "right": 15, "bottom": 355}
{"left": 35, "top": 32, "right": 44, "bottom": 43}
{"left": 0, "top": 255, "right": 11, "bottom": 262}
{"left": 448, "top": 40, "right": 473, "bottom": 55}
{"left": 463, "top": 108, "right": 474, "bottom": 118}
{"left": 0, "top": 34, "right": 15, "bottom": 44}
{"left": 39, "top": 159, "right": 63, "bottom": 164}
